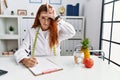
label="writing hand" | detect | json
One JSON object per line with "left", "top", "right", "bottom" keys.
{"left": 21, "top": 57, "right": 38, "bottom": 68}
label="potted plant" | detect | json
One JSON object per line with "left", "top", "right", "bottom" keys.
{"left": 31, "top": 12, "right": 34, "bottom": 16}
{"left": 9, "top": 26, "right": 14, "bottom": 34}
{"left": 11, "top": 11, "right": 14, "bottom": 15}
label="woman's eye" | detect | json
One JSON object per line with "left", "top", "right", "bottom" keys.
{"left": 48, "top": 18, "right": 51, "bottom": 20}
{"left": 41, "top": 17, "right": 45, "bottom": 19}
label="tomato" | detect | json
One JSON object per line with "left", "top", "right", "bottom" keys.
{"left": 84, "top": 58, "right": 94, "bottom": 68}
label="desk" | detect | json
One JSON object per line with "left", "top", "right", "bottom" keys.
{"left": 0, "top": 56, "right": 120, "bottom": 80}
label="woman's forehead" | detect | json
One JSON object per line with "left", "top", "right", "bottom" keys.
{"left": 40, "top": 11, "right": 48, "bottom": 16}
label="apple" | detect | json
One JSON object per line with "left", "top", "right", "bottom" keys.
{"left": 84, "top": 58, "right": 94, "bottom": 68}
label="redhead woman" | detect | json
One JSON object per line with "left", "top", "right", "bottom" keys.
{"left": 14, "top": 4, "right": 76, "bottom": 68}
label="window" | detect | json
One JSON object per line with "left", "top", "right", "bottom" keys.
{"left": 100, "top": 0, "right": 120, "bottom": 66}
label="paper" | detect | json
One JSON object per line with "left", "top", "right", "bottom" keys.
{"left": 28, "top": 58, "right": 63, "bottom": 76}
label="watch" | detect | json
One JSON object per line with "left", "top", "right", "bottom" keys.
{"left": 55, "top": 15, "right": 60, "bottom": 21}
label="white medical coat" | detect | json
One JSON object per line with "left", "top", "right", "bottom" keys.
{"left": 14, "top": 19, "right": 76, "bottom": 63}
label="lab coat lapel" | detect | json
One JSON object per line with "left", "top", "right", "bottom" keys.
{"left": 39, "top": 29, "right": 49, "bottom": 40}
{"left": 46, "top": 31, "right": 49, "bottom": 40}
{"left": 39, "top": 29, "right": 45, "bottom": 39}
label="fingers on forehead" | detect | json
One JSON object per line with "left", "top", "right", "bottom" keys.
{"left": 46, "top": 3, "right": 49, "bottom": 9}
{"left": 46, "top": 4, "right": 53, "bottom": 9}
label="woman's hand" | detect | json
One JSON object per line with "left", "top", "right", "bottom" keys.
{"left": 46, "top": 3, "right": 56, "bottom": 20}
{"left": 21, "top": 57, "right": 38, "bottom": 68}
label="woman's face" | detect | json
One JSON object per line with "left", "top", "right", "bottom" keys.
{"left": 39, "top": 11, "right": 51, "bottom": 31}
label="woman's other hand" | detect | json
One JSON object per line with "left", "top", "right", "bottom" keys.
{"left": 46, "top": 3, "right": 56, "bottom": 20}
{"left": 21, "top": 57, "right": 38, "bottom": 68}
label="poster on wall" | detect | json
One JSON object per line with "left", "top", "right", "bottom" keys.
{"left": 49, "top": 0, "right": 61, "bottom": 5}
{"left": 29, "top": 0, "right": 42, "bottom": 3}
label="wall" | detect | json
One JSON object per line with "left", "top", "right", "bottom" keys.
{"left": 0, "top": 0, "right": 102, "bottom": 50}
{"left": 1, "top": 0, "right": 84, "bottom": 16}
{"left": 84, "top": 0, "right": 102, "bottom": 49}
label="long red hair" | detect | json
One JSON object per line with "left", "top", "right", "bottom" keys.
{"left": 32, "top": 4, "right": 58, "bottom": 49}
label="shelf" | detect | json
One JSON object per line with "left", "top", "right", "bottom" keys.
{"left": 0, "top": 34, "right": 19, "bottom": 39}
{"left": 0, "top": 15, "right": 35, "bottom": 18}
{"left": 0, "top": 15, "right": 85, "bottom": 56}
{"left": 62, "top": 16, "right": 85, "bottom": 19}
{"left": 0, "top": 15, "right": 85, "bottom": 20}
{"left": 0, "top": 15, "right": 18, "bottom": 18}
{"left": 0, "top": 15, "right": 20, "bottom": 54}
{"left": 68, "top": 38, "right": 82, "bottom": 40}
{"left": 0, "top": 15, "right": 85, "bottom": 19}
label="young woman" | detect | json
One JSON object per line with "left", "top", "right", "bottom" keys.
{"left": 14, "top": 4, "right": 76, "bottom": 67}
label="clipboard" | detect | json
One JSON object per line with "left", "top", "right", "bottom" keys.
{"left": 28, "top": 58, "right": 63, "bottom": 76}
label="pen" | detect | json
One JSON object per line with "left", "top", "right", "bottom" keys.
{"left": 25, "top": 49, "right": 31, "bottom": 56}
{"left": 42, "top": 68, "right": 58, "bottom": 74}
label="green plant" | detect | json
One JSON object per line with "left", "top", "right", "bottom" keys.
{"left": 31, "top": 12, "right": 34, "bottom": 16}
{"left": 81, "top": 38, "right": 90, "bottom": 49}
{"left": 9, "top": 26, "right": 14, "bottom": 31}
{"left": 11, "top": 11, "right": 14, "bottom": 15}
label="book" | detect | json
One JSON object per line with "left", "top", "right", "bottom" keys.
{"left": 28, "top": 58, "right": 63, "bottom": 76}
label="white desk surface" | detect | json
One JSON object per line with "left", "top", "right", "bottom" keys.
{"left": 0, "top": 56, "right": 120, "bottom": 80}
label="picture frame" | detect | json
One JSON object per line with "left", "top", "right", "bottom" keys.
{"left": 49, "top": 0, "right": 62, "bottom": 5}
{"left": 17, "top": 9, "right": 27, "bottom": 16}
{"left": 29, "top": 0, "right": 42, "bottom": 3}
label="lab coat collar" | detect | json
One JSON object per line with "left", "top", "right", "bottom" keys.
{"left": 39, "top": 27, "right": 49, "bottom": 40}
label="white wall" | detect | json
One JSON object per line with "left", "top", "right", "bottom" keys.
{"left": 1, "top": 0, "right": 84, "bottom": 16}
{"left": 84, "top": 0, "right": 102, "bottom": 49}
{"left": 1, "top": 0, "right": 102, "bottom": 50}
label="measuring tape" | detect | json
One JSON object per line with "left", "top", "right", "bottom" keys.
{"left": 32, "top": 26, "right": 56, "bottom": 56}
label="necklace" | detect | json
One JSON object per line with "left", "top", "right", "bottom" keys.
{"left": 32, "top": 26, "right": 56, "bottom": 56}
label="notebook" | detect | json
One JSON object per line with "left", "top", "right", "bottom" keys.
{"left": 28, "top": 58, "right": 63, "bottom": 76}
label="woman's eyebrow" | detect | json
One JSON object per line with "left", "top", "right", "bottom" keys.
{"left": 41, "top": 16, "right": 51, "bottom": 19}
